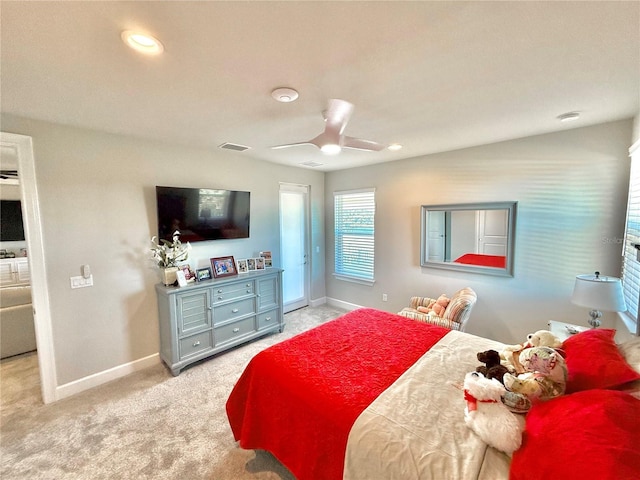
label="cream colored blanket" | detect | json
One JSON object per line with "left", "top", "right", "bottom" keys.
{"left": 344, "top": 330, "right": 512, "bottom": 480}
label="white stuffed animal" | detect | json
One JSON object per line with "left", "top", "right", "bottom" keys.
{"left": 463, "top": 371, "right": 525, "bottom": 455}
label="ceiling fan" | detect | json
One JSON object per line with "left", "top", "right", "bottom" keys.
{"left": 272, "top": 99, "right": 386, "bottom": 155}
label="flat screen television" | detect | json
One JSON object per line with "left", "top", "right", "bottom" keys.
{"left": 0, "top": 200, "right": 25, "bottom": 241}
{"left": 156, "top": 186, "right": 250, "bottom": 242}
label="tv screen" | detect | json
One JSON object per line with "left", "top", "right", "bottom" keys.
{"left": 0, "top": 200, "right": 25, "bottom": 241}
{"left": 156, "top": 186, "right": 250, "bottom": 242}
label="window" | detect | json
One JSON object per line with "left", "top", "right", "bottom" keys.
{"left": 621, "top": 141, "right": 640, "bottom": 335}
{"left": 334, "top": 188, "right": 375, "bottom": 285}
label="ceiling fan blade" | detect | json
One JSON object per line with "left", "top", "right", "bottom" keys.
{"left": 324, "top": 99, "right": 354, "bottom": 137}
{"left": 342, "top": 136, "right": 387, "bottom": 152}
{"left": 271, "top": 141, "right": 316, "bottom": 150}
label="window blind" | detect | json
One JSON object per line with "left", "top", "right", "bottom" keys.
{"left": 334, "top": 188, "right": 375, "bottom": 284}
{"left": 621, "top": 143, "right": 640, "bottom": 334}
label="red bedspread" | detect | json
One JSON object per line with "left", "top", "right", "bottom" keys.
{"left": 454, "top": 253, "right": 506, "bottom": 268}
{"left": 226, "top": 308, "right": 448, "bottom": 480}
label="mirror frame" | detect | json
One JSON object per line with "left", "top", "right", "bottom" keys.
{"left": 420, "top": 201, "right": 517, "bottom": 277}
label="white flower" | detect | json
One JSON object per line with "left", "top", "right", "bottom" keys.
{"left": 150, "top": 230, "right": 191, "bottom": 268}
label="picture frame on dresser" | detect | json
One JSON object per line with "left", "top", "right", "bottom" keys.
{"left": 211, "top": 256, "right": 237, "bottom": 278}
{"left": 247, "top": 258, "right": 256, "bottom": 271}
{"left": 196, "top": 267, "right": 212, "bottom": 282}
{"left": 237, "top": 259, "right": 248, "bottom": 274}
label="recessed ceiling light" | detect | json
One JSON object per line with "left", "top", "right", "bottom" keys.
{"left": 271, "top": 87, "right": 299, "bottom": 103}
{"left": 121, "top": 30, "right": 164, "bottom": 55}
{"left": 557, "top": 112, "right": 580, "bottom": 122}
{"left": 388, "top": 143, "right": 403, "bottom": 151}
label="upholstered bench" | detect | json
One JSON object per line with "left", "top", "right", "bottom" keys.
{"left": 397, "top": 287, "right": 477, "bottom": 332}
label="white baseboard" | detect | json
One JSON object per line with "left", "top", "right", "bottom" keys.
{"left": 309, "top": 297, "right": 327, "bottom": 307}
{"left": 54, "top": 353, "right": 161, "bottom": 402}
{"left": 326, "top": 297, "right": 363, "bottom": 311}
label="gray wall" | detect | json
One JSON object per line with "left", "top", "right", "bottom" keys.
{"left": 325, "top": 120, "right": 633, "bottom": 344}
{"left": 1, "top": 114, "right": 326, "bottom": 385}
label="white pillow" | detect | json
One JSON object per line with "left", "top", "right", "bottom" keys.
{"left": 618, "top": 336, "right": 640, "bottom": 374}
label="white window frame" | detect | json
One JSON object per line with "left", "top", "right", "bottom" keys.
{"left": 333, "top": 188, "right": 375, "bottom": 286}
{"left": 621, "top": 139, "right": 640, "bottom": 335}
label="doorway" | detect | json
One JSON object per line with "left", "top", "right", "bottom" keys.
{"left": 1, "top": 132, "right": 55, "bottom": 404}
{"left": 279, "top": 183, "right": 309, "bottom": 313}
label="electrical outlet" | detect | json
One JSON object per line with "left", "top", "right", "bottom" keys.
{"left": 382, "top": 293, "right": 388, "bottom": 302}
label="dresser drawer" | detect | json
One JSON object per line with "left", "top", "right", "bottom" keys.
{"left": 213, "top": 297, "right": 255, "bottom": 324}
{"left": 215, "top": 317, "right": 256, "bottom": 345}
{"left": 257, "top": 310, "right": 279, "bottom": 330}
{"left": 211, "top": 281, "right": 254, "bottom": 303}
{"left": 179, "top": 330, "right": 213, "bottom": 360}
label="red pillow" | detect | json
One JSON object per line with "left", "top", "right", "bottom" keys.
{"left": 510, "top": 389, "right": 640, "bottom": 480}
{"left": 562, "top": 328, "right": 640, "bottom": 393}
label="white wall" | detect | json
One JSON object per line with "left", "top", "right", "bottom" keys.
{"left": 325, "top": 120, "right": 633, "bottom": 344}
{"left": 1, "top": 114, "right": 325, "bottom": 387}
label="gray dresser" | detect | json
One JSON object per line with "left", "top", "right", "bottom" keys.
{"left": 155, "top": 268, "right": 284, "bottom": 375}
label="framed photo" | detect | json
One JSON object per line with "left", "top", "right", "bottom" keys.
{"left": 176, "top": 269, "right": 188, "bottom": 287}
{"left": 196, "top": 267, "right": 212, "bottom": 282}
{"left": 211, "top": 256, "right": 237, "bottom": 278}
{"left": 237, "top": 259, "right": 248, "bottom": 274}
{"left": 255, "top": 257, "right": 265, "bottom": 270}
{"left": 180, "top": 265, "right": 195, "bottom": 283}
{"left": 260, "top": 250, "right": 273, "bottom": 268}
{"left": 247, "top": 258, "right": 256, "bottom": 271}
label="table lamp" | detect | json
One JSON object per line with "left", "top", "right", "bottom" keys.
{"left": 571, "top": 271, "right": 627, "bottom": 328}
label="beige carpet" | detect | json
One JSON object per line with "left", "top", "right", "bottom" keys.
{"left": 0, "top": 305, "right": 346, "bottom": 480}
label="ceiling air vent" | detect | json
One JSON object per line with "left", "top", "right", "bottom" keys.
{"left": 218, "top": 142, "right": 251, "bottom": 152}
{"left": 299, "top": 161, "right": 324, "bottom": 168}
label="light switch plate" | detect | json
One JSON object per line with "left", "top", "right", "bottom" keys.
{"left": 70, "top": 275, "right": 93, "bottom": 289}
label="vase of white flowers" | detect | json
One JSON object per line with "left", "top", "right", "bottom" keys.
{"left": 150, "top": 231, "right": 192, "bottom": 286}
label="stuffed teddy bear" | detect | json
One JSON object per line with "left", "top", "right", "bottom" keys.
{"left": 476, "top": 350, "right": 510, "bottom": 385}
{"left": 502, "top": 346, "right": 567, "bottom": 413}
{"left": 463, "top": 371, "right": 525, "bottom": 455}
{"left": 416, "top": 294, "right": 450, "bottom": 317}
{"left": 526, "top": 329, "right": 563, "bottom": 350}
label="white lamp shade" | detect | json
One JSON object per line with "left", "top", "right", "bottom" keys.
{"left": 572, "top": 273, "right": 627, "bottom": 312}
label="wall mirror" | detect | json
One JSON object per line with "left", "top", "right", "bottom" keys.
{"left": 420, "top": 201, "right": 517, "bottom": 277}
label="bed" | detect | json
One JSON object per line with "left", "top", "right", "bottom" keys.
{"left": 454, "top": 253, "right": 506, "bottom": 268}
{"left": 226, "top": 308, "right": 640, "bottom": 480}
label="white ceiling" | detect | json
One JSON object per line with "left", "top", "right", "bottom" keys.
{"left": 1, "top": 1, "right": 639, "bottom": 172}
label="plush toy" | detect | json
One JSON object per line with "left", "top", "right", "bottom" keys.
{"left": 500, "top": 330, "right": 564, "bottom": 374}
{"left": 476, "top": 350, "right": 510, "bottom": 385}
{"left": 430, "top": 294, "right": 450, "bottom": 316}
{"left": 525, "top": 330, "right": 563, "bottom": 350}
{"left": 502, "top": 346, "right": 567, "bottom": 413}
{"left": 416, "top": 299, "right": 436, "bottom": 314}
{"left": 415, "top": 294, "right": 449, "bottom": 317}
{"left": 499, "top": 342, "right": 527, "bottom": 374}
{"left": 463, "top": 371, "right": 525, "bottom": 455}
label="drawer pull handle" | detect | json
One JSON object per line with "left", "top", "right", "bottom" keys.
{"left": 193, "top": 340, "right": 201, "bottom": 347}
{"left": 218, "top": 289, "right": 223, "bottom": 293}
{"left": 247, "top": 289, "right": 251, "bottom": 293}
{"left": 233, "top": 327, "right": 240, "bottom": 333}
{"left": 218, "top": 296, "right": 223, "bottom": 300}
{"left": 265, "top": 317, "right": 272, "bottom": 322}
{"left": 246, "top": 284, "right": 251, "bottom": 287}
{"left": 232, "top": 308, "right": 239, "bottom": 313}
